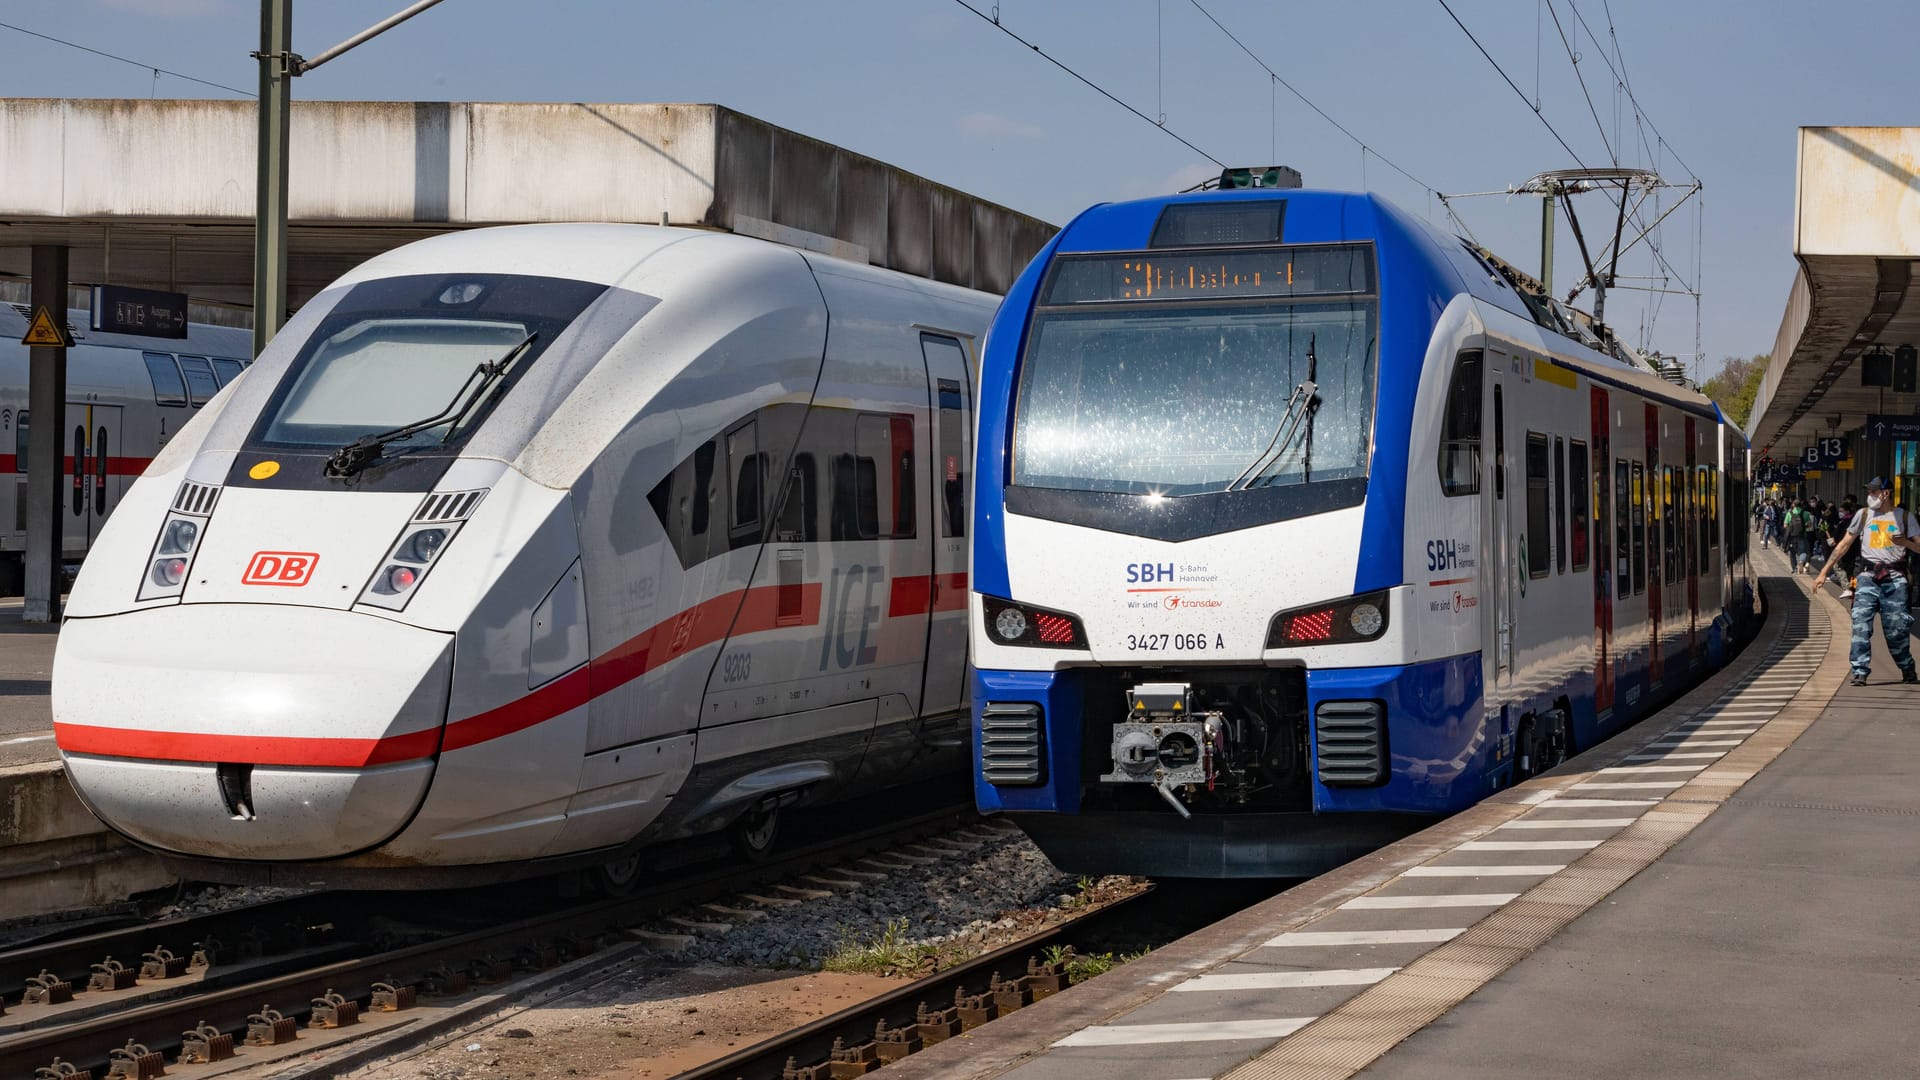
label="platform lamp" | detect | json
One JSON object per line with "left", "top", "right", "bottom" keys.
{"left": 1895, "top": 343, "right": 1918, "bottom": 394}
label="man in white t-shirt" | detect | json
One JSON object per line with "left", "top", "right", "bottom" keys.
{"left": 1813, "top": 476, "right": 1920, "bottom": 685}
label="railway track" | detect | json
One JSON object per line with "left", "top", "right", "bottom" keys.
{"left": 0, "top": 802, "right": 978, "bottom": 1079}
{"left": 673, "top": 879, "right": 1277, "bottom": 1080}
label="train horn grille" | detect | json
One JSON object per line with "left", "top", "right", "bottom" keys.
{"left": 413, "top": 489, "right": 487, "bottom": 523}
{"left": 172, "top": 481, "right": 221, "bottom": 517}
{"left": 1314, "top": 700, "right": 1388, "bottom": 787}
{"left": 980, "top": 702, "right": 1045, "bottom": 786}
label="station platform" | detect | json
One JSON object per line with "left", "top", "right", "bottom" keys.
{"left": 0, "top": 598, "right": 56, "bottom": 769}
{"left": 889, "top": 547, "right": 1917, "bottom": 1080}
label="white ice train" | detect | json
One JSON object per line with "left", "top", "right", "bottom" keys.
{"left": 52, "top": 225, "right": 993, "bottom": 887}
{"left": 0, "top": 303, "right": 251, "bottom": 590}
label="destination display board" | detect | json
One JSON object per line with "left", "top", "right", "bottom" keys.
{"left": 1041, "top": 243, "right": 1374, "bottom": 304}
{"left": 90, "top": 284, "right": 188, "bottom": 339}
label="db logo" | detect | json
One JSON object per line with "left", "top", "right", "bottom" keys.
{"left": 242, "top": 551, "right": 319, "bottom": 587}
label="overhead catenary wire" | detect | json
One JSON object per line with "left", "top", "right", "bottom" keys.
{"left": 946, "top": 0, "right": 1224, "bottom": 167}
{"left": 1543, "top": 0, "right": 1615, "bottom": 165}
{"left": 1185, "top": 0, "right": 1439, "bottom": 199}
{"left": 0, "top": 19, "right": 252, "bottom": 97}
{"left": 1433, "top": 0, "right": 1589, "bottom": 169}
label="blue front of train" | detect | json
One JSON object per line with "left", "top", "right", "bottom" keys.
{"left": 970, "top": 190, "right": 1490, "bottom": 877}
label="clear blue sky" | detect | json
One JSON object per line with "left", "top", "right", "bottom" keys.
{"left": 2, "top": 0, "right": 1913, "bottom": 380}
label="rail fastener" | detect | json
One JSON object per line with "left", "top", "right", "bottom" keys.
{"left": 103, "top": 1040, "right": 164, "bottom": 1080}
{"left": 246, "top": 1006, "right": 299, "bottom": 1046}
{"left": 139, "top": 948, "right": 187, "bottom": 981}
{"left": 188, "top": 941, "right": 216, "bottom": 970}
{"left": 176, "top": 1023, "right": 234, "bottom": 1065}
{"left": 308, "top": 990, "right": 360, "bottom": 1029}
{"left": 369, "top": 981, "right": 417, "bottom": 1012}
{"left": 87, "top": 960, "right": 137, "bottom": 994}
{"left": 34, "top": 1057, "right": 90, "bottom": 1080}
{"left": 25, "top": 970, "right": 75, "bottom": 1005}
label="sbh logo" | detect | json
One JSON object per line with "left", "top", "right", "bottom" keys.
{"left": 242, "top": 551, "right": 319, "bottom": 586}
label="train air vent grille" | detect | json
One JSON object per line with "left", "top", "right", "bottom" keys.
{"left": 414, "top": 489, "right": 487, "bottom": 523}
{"left": 173, "top": 481, "right": 221, "bottom": 517}
{"left": 980, "top": 702, "right": 1045, "bottom": 786}
{"left": 1315, "top": 700, "right": 1388, "bottom": 787}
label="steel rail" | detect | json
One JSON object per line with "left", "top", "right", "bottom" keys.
{"left": 0, "top": 804, "right": 977, "bottom": 1078}
{"left": 672, "top": 887, "right": 1157, "bottom": 1080}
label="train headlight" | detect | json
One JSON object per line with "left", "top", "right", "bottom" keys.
{"left": 982, "top": 596, "right": 1086, "bottom": 649}
{"left": 137, "top": 481, "right": 221, "bottom": 602}
{"left": 159, "top": 519, "right": 199, "bottom": 555}
{"left": 1348, "top": 602, "right": 1384, "bottom": 638}
{"left": 1267, "top": 590, "right": 1392, "bottom": 648}
{"left": 358, "top": 489, "right": 489, "bottom": 611}
{"left": 398, "top": 528, "right": 447, "bottom": 564}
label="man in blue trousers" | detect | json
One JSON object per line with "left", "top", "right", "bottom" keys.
{"left": 1814, "top": 477, "right": 1920, "bottom": 686}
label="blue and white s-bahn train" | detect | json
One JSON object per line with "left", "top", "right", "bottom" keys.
{"left": 55, "top": 224, "right": 992, "bottom": 888}
{"left": 970, "top": 188, "right": 1756, "bottom": 877}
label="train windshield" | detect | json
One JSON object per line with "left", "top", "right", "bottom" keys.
{"left": 251, "top": 273, "right": 606, "bottom": 452}
{"left": 1014, "top": 243, "right": 1377, "bottom": 497}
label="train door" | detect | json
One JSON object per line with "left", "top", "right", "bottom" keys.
{"left": 1483, "top": 349, "right": 1515, "bottom": 695}
{"left": 916, "top": 334, "right": 972, "bottom": 744}
{"left": 62, "top": 403, "right": 122, "bottom": 552}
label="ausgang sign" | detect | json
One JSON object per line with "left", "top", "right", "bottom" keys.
{"left": 1866, "top": 414, "right": 1920, "bottom": 441}
{"left": 90, "top": 284, "right": 188, "bottom": 339}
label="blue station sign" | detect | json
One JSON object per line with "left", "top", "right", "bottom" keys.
{"left": 1866, "top": 414, "right": 1920, "bottom": 442}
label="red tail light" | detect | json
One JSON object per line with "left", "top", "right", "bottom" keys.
{"left": 1284, "top": 609, "right": 1336, "bottom": 642}
{"left": 1034, "top": 612, "right": 1076, "bottom": 644}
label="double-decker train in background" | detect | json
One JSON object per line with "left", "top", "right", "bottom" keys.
{"left": 970, "top": 185, "right": 1756, "bottom": 877}
{"left": 53, "top": 224, "right": 993, "bottom": 888}
{"left": 0, "top": 302, "right": 251, "bottom": 591}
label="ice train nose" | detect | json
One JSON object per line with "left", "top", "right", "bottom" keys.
{"left": 53, "top": 604, "right": 452, "bottom": 861}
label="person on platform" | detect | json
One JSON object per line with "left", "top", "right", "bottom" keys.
{"left": 1835, "top": 493, "right": 1861, "bottom": 599}
{"left": 1782, "top": 498, "right": 1813, "bottom": 572}
{"left": 1813, "top": 476, "right": 1920, "bottom": 685}
{"left": 1760, "top": 498, "right": 1779, "bottom": 549}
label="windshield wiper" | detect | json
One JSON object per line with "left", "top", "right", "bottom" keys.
{"left": 324, "top": 332, "right": 538, "bottom": 478}
{"left": 1231, "top": 335, "right": 1320, "bottom": 491}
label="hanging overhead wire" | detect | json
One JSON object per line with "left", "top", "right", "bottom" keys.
{"left": 1433, "top": 0, "right": 1589, "bottom": 168}
{"left": 0, "top": 19, "right": 253, "bottom": 97}
{"left": 1185, "top": 0, "right": 1439, "bottom": 198}
{"left": 1543, "top": 0, "right": 1615, "bottom": 165}
{"left": 946, "top": 0, "right": 1224, "bottom": 167}
{"left": 1575, "top": 0, "right": 1699, "bottom": 181}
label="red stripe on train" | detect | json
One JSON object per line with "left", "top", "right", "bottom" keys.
{"left": 57, "top": 571, "right": 960, "bottom": 767}
{"left": 0, "top": 455, "right": 152, "bottom": 476}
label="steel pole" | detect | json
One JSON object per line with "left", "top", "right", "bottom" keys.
{"left": 1539, "top": 193, "right": 1555, "bottom": 296}
{"left": 23, "top": 246, "right": 68, "bottom": 622}
{"left": 253, "top": 0, "right": 293, "bottom": 357}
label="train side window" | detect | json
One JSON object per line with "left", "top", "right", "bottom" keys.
{"left": 212, "top": 358, "right": 245, "bottom": 385}
{"left": 1438, "top": 350, "right": 1482, "bottom": 496}
{"left": 1614, "top": 459, "right": 1631, "bottom": 599}
{"left": 1525, "top": 432, "right": 1550, "bottom": 578}
{"left": 143, "top": 352, "right": 188, "bottom": 407}
{"left": 727, "top": 421, "right": 763, "bottom": 544}
{"left": 1630, "top": 461, "right": 1647, "bottom": 596}
{"left": 1662, "top": 467, "right": 1678, "bottom": 583}
{"left": 773, "top": 453, "right": 819, "bottom": 543}
{"left": 1554, "top": 436, "right": 1567, "bottom": 574}
{"left": 691, "top": 441, "right": 716, "bottom": 539}
{"left": 70, "top": 426, "right": 84, "bottom": 516}
{"left": 1569, "top": 439, "right": 1590, "bottom": 571}
{"left": 14, "top": 410, "right": 26, "bottom": 474}
{"left": 177, "top": 356, "right": 220, "bottom": 407}
{"left": 95, "top": 427, "right": 108, "bottom": 516}
{"left": 1492, "top": 385, "right": 1506, "bottom": 501}
{"left": 832, "top": 451, "right": 879, "bottom": 540}
{"left": 1707, "top": 464, "right": 1720, "bottom": 549}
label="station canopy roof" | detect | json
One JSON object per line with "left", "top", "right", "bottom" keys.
{"left": 0, "top": 99, "right": 1055, "bottom": 321}
{"left": 1750, "top": 127, "right": 1920, "bottom": 455}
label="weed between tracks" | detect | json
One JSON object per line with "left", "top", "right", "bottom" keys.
{"left": 820, "top": 875, "right": 1142, "bottom": 979}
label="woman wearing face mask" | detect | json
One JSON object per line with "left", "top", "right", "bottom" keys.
{"left": 1814, "top": 477, "right": 1920, "bottom": 685}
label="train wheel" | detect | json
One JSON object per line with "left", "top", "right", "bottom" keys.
{"left": 1516, "top": 710, "right": 1571, "bottom": 782}
{"left": 728, "top": 802, "right": 782, "bottom": 863}
{"left": 591, "top": 852, "right": 647, "bottom": 896}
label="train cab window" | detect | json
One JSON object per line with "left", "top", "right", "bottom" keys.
{"left": 1554, "top": 436, "right": 1567, "bottom": 574}
{"left": 177, "top": 356, "right": 220, "bottom": 406}
{"left": 1569, "top": 440, "right": 1590, "bottom": 571}
{"left": 1614, "top": 460, "right": 1631, "bottom": 599}
{"left": 1525, "top": 432, "right": 1550, "bottom": 579}
{"left": 143, "top": 352, "right": 189, "bottom": 407}
{"left": 1438, "top": 350, "right": 1481, "bottom": 496}
{"left": 212, "top": 358, "right": 245, "bottom": 385}
{"left": 690, "top": 442, "right": 715, "bottom": 539}
{"left": 1630, "top": 461, "right": 1647, "bottom": 596}
{"left": 773, "top": 454, "right": 819, "bottom": 543}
